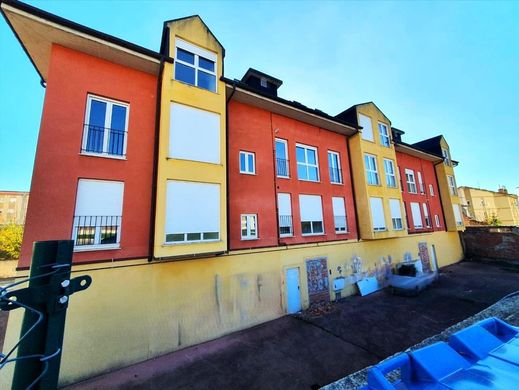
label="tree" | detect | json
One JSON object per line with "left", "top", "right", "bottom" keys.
{"left": 485, "top": 214, "right": 501, "bottom": 226}
{"left": 0, "top": 224, "right": 23, "bottom": 260}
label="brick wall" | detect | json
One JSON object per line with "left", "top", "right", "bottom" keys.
{"left": 463, "top": 226, "right": 519, "bottom": 261}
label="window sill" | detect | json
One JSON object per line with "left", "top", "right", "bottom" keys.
{"left": 279, "top": 234, "right": 294, "bottom": 238}
{"left": 330, "top": 182, "right": 343, "bottom": 185}
{"left": 162, "top": 239, "right": 221, "bottom": 246}
{"left": 301, "top": 233, "right": 325, "bottom": 237}
{"left": 335, "top": 231, "right": 349, "bottom": 235}
{"left": 277, "top": 175, "right": 290, "bottom": 179}
{"left": 80, "top": 152, "right": 126, "bottom": 160}
{"left": 298, "top": 179, "right": 320, "bottom": 183}
{"left": 74, "top": 244, "right": 120, "bottom": 252}
{"left": 239, "top": 172, "right": 256, "bottom": 176}
{"left": 367, "top": 183, "right": 381, "bottom": 187}
{"left": 241, "top": 237, "right": 259, "bottom": 241}
{"left": 172, "top": 78, "right": 218, "bottom": 94}
{"left": 373, "top": 229, "right": 387, "bottom": 232}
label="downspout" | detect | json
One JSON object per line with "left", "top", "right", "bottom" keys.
{"left": 225, "top": 81, "right": 237, "bottom": 253}
{"left": 345, "top": 134, "right": 360, "bottom": 241}
{"left": 148, "top": 57, "right": 166, "bottom": 262}
{"left": 270, "top": 112, "right": 282, "bottom": 246}
{"left": 434, "top": 159, "right": 448, "bottom": 231}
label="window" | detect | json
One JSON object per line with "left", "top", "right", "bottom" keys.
{"left": 239, "top": 151, "right": 255, "bottom": 174}
{"left": 389, "top": 199, "right": 403, "bottom": 230}
{"left": 435, "top": 214, "right": 441, "bottom": 228}
{"left": 260, "top": 77, "right": 268, "bottom": 88}
{"left": 442, "top": 148, "right": 451, "bottom": 166}
{"left": 429, "top": 184, "right": 435, "bottom": 196}
{"left": 359, "top": 114, "right": 374, "bottom": 142}
{"left": 364, "top": 154, "right": 379, "bottom": 185}
{"left": 169, "top": 103, "right": 220, "bottom": 164}
{"left": 378, "top": 123, "right": 391, "bottom": 147}
{"left": 332, "top": 197, "right": 347, "bottom": 233}
{"left": 278, "top": 193, "right": 293, "bottom": 237}
{"left": 275, "top": 139, "right": 289, "bottom": 178}
{"left": 72, "top": 179, "right": 124, "bottom": 249}
{"left": 405, "top": 169, "right": 417, "bottom": 193}
{"left": 417, "top": 172, "right": 425, "bottom": 194}
{"left": 299, "top": 195, "right": 324, "bottom": 235}
{"left": 328, "top": 151, "right": 342, "bottom": 184}
{"left": 82, "top": 95, "right": 128, "bottom": 158}
{"left": 296, "top": 144, "right": 319, "bottom": 182}
{"left": 423, "top": 203, "right": 431, "bottom": 227}
{"left": 447, "top": 175, "right": 457, "bottom": 195}
{"left": 410, "top": 202, "right": 423, "bottom": 229}
{"left": 174, "top": 38, "right": 217, "bottom": 92}
{"left": 165, "top": 181, "right": 220, "bottom": 243}
{"left": 370, "top": 197, "right": 386, "bottom": 231}
{"left": 241, "top": 214, "right": 258, "bottom": 240}
{"left": 383, "top": 159, "right": 397, "bottom": 188}
{"left": 453, "top": 204, "right": 463, "bottom": 226}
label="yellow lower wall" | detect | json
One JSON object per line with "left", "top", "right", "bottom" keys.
{"left": 1, "top": 231, "right": 463, "bottom": 386}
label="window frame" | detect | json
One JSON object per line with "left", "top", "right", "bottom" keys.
{"left": 296, "top": 143, "right": 320, "bottom": 182}
{"left": 81, "top": 94, "right": 129, "bottom": 160}
{"left": 447, "top": 175, "right": 457, "bottom": 195}
{"left": 332, "top": 196, "right": 348, "bottom": 234}
{"left": 410, "top": 202, "right": 423, "bottom": 229}
{"left": 405, "top": 169, "right": 418, "bottom": 194}
{"left": 174, "top": 38, "right": 218, "bottom": 93}
{"left": 278, "top": 193, "right": 293, "bottom": 237}
{"left": 328, "top": 151, "right": 342, "bottom": 184}
{"left": 241, "top": 214, "right": 258, "bottom": 240}
{"left": 435, "top": 214, "right": 441, "bottom": 228}
{"left": 275, "top": 138, "right": 290, "bottom": 178}
{"left": 442, "top": 148, "right": 451, "bottom": 166}
{"left": 359, "top": 114, "right": 374, "bottom": 142}
{"left": 239, "top": 151, "right": 256, "bottom": 175}
{"left": 417, "top": 171, "right": 425, "bottom": 194}
{"left": 299, "top": 194, "right": 325, "bottom": 236}
{"left": 364, "top": 154, "right": 380, "bottom": 186}
{"left": 423, "top": 203, "right": 431, "bottom": 227}
{"left": 383, "top": 159, "right": 397, "bottom": 188}
{"left": 378, "top": 122, "right": 391, "bottom": 147}
{"left": 429, "top": 184, "right": 435, "bottom": 196}
{"left": 370, "top": 197, "right": 387, "bottom": 232}
{"left": 389, "top": 199, "right": 403, "bottom": 231}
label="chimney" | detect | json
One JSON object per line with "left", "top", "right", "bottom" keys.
{"left": 498, "top": 186, "right": 508, "bottom": 194}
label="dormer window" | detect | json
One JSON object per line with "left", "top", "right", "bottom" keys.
{"left": 174, "top": 39, "right": 217, "bottom": 92}
{"left": 260, "top": 77, "right": 268, "bottom": 88}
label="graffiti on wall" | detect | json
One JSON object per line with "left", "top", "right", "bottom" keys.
{"left": 418, "top": 242, "right": 431, "bottom": 273}
{"left": 306, "top": 257, "right": 329, "bottom": 304}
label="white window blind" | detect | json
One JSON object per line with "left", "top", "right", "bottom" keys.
{"left": 410, "top": 202, "right": 423, "bottom": 228}
{"left": 169, "top": 103, "right": 220, "bottom": 164}
{"left": 359, "top": 114, "right": 374, "bottom": 141}
{"left": 389, "top": 199, "right": 403, "bottom": 230}
{"left": 299, "top": 195, "right": 323, "bottom": 221}
{"left": 417, "top": 171, "right": 424, "bottom": 193}
{"left": 75, "top": 180, "right": 124, "bottom": 217}
{"left": 370, "top": 197, "right": 386, "bottom": 231}
{"left": 453, "top": 204, "right": 463, "bottom": 226}
{"left": 278, "top": 193, "right": 293, "bottom": 236}
{"left": 332, "top": 197, "right": 347, "bottom": 233}
{"left": 278, "top": 193, "right": 292, "bottom": 215}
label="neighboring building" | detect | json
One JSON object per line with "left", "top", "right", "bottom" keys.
{"left": 458, "top": 186, "right": 519, "bottom": 226}
{"left": 0, "top": 1, "right": 466, "bottom": 387}
{"left": 0, "top": 191, "right": 29, "bottom": 225}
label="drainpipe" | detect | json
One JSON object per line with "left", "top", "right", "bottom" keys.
{"left": 225, "top": 81, "right": 237, "bottom": 253}
{"left": 434, "top": 159, "right": 448, "bottom": 231}
{"left": 148, "top": 57, "right": 166, "bottom": 262}
{"left": 270, "top": 112, "right": 282, "bottom": 246}
{"left": 345, "top": 135, "right": 360, "bottom": 241}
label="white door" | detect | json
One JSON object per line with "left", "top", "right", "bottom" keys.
{"left": 286, "top": 268, "right": 301, "bottom": 314}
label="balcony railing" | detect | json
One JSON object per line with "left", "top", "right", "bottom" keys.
{"left": 73, "top": 215, "right": 121, "bottom": 247}
{"left": 82, "top": 124, "right": 127, "bottom": 157}
{"left": 329, "top": 167, "right": 342, "bottom": 184}
{"left": 276, "top": 158, "right": 289, "bottom": 177}
{"left": 279, "top": 215, "right": 293, "bottom": 236}
{"left": 334, "top": 215, "right": 347, "bottom": 233}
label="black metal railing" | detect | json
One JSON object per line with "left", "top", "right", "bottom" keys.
{"left": 329, "top": 167, "right": 342, "bottom": 183}
{"left": 73, "top": 215, "right": 121, "bottom": 246}
{"left": 279, "top": 215, "right": 293, "bottom": 236}
{"left": 334, "top": 215, "right": 347, "bottom": 232}
{"left": 276, "top": 158, "right": 289, "bottom": 177}
{"left": 82, "top": 124, "right": 126, "bottom": 157}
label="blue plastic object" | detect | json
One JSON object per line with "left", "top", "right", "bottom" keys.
{"left": 361, "top": 317, "right": 519, "bottom": 389}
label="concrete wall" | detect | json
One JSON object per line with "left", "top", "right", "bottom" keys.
{"left": 463, "top": 226, "right": 519, "bottom": 261}
{"left": 1, "top": 231, "right": 462, "bottom": 387}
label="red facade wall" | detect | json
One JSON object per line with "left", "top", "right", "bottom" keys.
{"left": 19, "top": 45, "right": 157, "bottom": 268}
{"left": 228, "top": 100, "right": 358, "bottom": 250}
{"left": 395, "top": 151, "right": 445, "bottom": 234}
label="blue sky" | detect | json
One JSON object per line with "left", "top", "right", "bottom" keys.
{"left": 1, "top": 0, "right": 518, "bottom": 194}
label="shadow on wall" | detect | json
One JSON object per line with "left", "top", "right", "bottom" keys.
{"left": 463, "top": 226, "right": 519, "bottom": 262}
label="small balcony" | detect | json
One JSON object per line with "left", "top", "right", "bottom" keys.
{"left": 73, "top": 215, "right": 122, "bottom": 250}
{"left": 279, "top": 215, "right": 293, "bottom": 237}
{"left": 82, "top": 124, "right": 127, "bottom": 158}
{"left": 276, "top": 158, "right": 289, "bottom": 178}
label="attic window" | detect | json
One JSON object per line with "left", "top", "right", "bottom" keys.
{"left": 174, "top": 38, "right": 217, "bottom": 92}
{"left": 260, "top": 77, "right": 268, "bottom": 88}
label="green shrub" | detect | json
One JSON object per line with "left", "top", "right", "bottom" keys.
{"left": 0, "top": 224, "right": 23, "bottom": 260}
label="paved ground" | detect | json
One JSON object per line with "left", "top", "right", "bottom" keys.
{"left": 63, "top": 261, "right": 519, "bottom": 390}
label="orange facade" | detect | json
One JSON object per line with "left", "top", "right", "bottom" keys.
{"left": 19, "top": 45, "right": 157, "bottom": 268}
{"left": 228, "top": 100, "right": 358, "bottom": 250}
{"left": 395, "top": 151, "right": 445, "bottom": 234}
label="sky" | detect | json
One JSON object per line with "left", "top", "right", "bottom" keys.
{"left": 1, "top": 0, "right": 518, "bottom": 195}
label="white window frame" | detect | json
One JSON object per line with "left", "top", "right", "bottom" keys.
{"left": 423, "top": 203, "right": 431, "bottom": 227}
{"left": 370, "top": 197, "right": 387, "bottom": 231}
{"left": 435, "top": 214, "right": 441, "bottom": 228}
{"left": 383, "top": 159, "right": 397, "bottom": 188}
{"left": 447, "top": 175, "right": 457, "bottom": 196}
{"left": 332, "top": 197, "right": 348, "bottom": 234}
{"left": 241, "top": 214, "right": 258, "bottom": 240}
{"left": 82, "top": 94, "right": 129, "bottom": 160}
{"left": 174, "top": 38, "right": 217, "bottom": 93}
{"left": 278, "top": 193, "right": 293, "bottom": 237}
{"left": 328, "top": 151, "right": 342, "bottom": 184}
{"left": 378, "top": 123, "right": 391, "bottom": 147}
{"left": 359, "top": 114, "right": 374, "bottom": 142}
{"left": 453, "top": 204, "right": 463, "bottom": 226}
{"left": 299, "top": 194, "right": 324, "bottom": 236}
{"left": 410, "top": 202, "right": 423, "bottom": 229}
{"left": 296, "top": 143, "right": 320, "bottom": 182}
{"left": 429, "top": 184, "right": 435, "bottom": 196}
{"left": 365, "top": 154, "right": 380, "bottom": 185}
{"left": 275, "top": 138, "right": 289, "bottom": 178}
{"left": 442, "top": 148, "right": 451, "bottom": 166}
{"left": 239, "top": 151, "right": 255, "bottom": 175}
{"left": 405, "top": 169, "right": 417, "bottom": 194}
{"left": 260, "top": 77, "right": 268, "bottom": 88}
{"left": 389, "top": 199, "right": 403, "bottom": 231}
{"left": 417, "top": 171, "right": 425, "bottom": 194}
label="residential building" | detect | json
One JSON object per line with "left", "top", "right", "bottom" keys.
{"left": 0, "top": 191, "right": 29, "bottom": 225}
{"left": 0, "top": 1, "right": 465, "bottom": 386}
{"left": 458, "top": 186, "right": 519, "bottom": 226}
